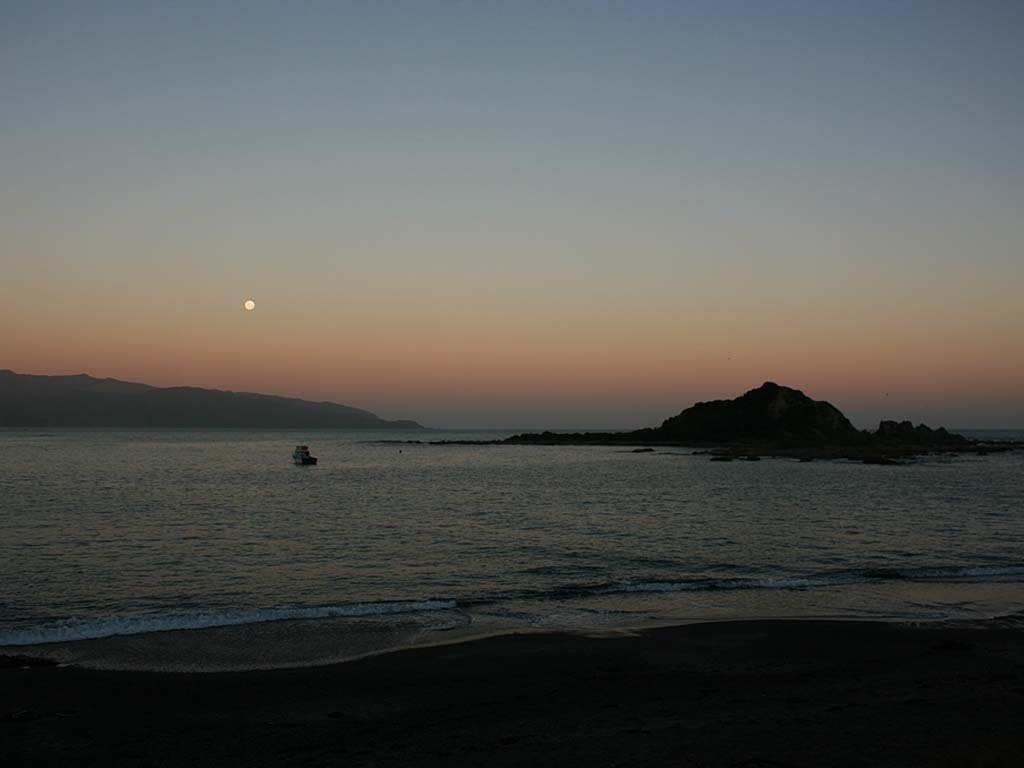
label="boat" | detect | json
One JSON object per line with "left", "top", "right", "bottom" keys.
{"left": 292, "top": 445, "right": 318, "bottom": 465}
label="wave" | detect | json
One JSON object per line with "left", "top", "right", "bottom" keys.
{"left": 861, "top": 564, "right": 1024, "bottom": 581}
{"left": 608, "top": 576, "right": 855, "bottom": 594}
{"left": 600, "top": 564, "right": 1024, "bottom": 597}
{"left": 461, "top": 564, "right": 1024, "bottom": 608}
{"left": 0, "top": 599, "right": 458, "bottom": 647}
{"left": 4, "top": 565, "right": 1021, "bottom": 647}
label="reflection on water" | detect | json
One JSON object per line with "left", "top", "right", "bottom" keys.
{"left": 1, "top": 429, "right": 1022, "bottom": 669}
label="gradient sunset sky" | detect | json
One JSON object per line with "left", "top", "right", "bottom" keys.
{"left": 2, "top": 1, "right": 1022, "bottom": 428}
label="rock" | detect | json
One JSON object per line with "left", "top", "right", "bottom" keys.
{"left": 499, "top": 382, "right": 977, "bottom": 457}
{"left": 874, "top": 420, "right": 970, "bottom": 446}
{"left": 654, "top": 382, "right": 860, "bottom": 445}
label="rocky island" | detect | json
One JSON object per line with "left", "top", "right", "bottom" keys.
{"left": 447, "top": 383, "right": 1016, "bottom": 463}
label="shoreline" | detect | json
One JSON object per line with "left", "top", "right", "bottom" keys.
{"left": 4, "top": 617, "right": 1024, "bottom": 766}
{"left": 5, "top": 574, "right": 1024, "bottom": 673}
{"left": 5, "top": 610, "right": 1023, "bottom": 672}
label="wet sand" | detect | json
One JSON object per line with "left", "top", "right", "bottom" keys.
{"left": 3, "top": 619, "right": 1024, "bottom": 767}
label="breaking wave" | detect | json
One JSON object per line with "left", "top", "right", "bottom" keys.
{"left": 3, "top": 565, "right": 1020, "bottom": 648}
{"left": 0, "top": 599, "right": 458, "bottom": 646}
{"left": 598, "top": 564, "right": 1024, "bottom": 596}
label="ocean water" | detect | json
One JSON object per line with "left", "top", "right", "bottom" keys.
{"left": 1, "top": 428, "right": 1022, "bottom": 671}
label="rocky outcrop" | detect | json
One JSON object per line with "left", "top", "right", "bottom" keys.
{"left": 654, "top": 382, "right": 859, "bottom": 445}
{"left": 873, "top": 420, "right": 971, "bottom": 446}
{"left": 496, "top": 382, "right": 989, "bottom": 461}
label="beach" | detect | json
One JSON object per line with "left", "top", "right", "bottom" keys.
{"left": 4, "top": 618, "right": 1023, "bottom": 767}
{"left": 3, "top": 432, "right": 1023, "bottom": 765}
{"left": 6, "top": 0, "right": 1024, "bottom": 764}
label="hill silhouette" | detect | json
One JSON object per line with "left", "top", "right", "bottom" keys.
{"left": 499, "top": 382, "right": 977, "bottom": 460}
{"left": 0, "top": 370, "right": 423, "bottom": 429}
{"left": 653, "top": 382, "right": 859, "bottom": 444}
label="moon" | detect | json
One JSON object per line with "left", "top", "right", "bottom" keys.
{"left": 243, "top": 299, "right": 255, "bottom": 311}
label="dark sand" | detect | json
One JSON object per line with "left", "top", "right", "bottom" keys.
{"left": 3, "top": 619, "right": 1024, "bottom": 767}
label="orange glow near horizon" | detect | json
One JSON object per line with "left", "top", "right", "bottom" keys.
{"left": 2, "top": 4, "right": 1022, "bottom": 429}
{"left": 4, "top": 273, "right": 1021, "bottom": 428}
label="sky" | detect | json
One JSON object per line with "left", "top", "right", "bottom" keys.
{"left": 1, "top": 0, "right": 1022, "bottom": 429}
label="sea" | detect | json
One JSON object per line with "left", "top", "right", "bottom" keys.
{"left": 1, "top": 428, "right": 1022, "bottom": 671}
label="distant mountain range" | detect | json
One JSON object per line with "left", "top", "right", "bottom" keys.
{"left": 0, "top": 370, "right": 423, "bottom": 429}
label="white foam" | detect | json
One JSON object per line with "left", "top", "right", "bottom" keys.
{"left": 0, "top": 599, "right": 458, "bottom": 646}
